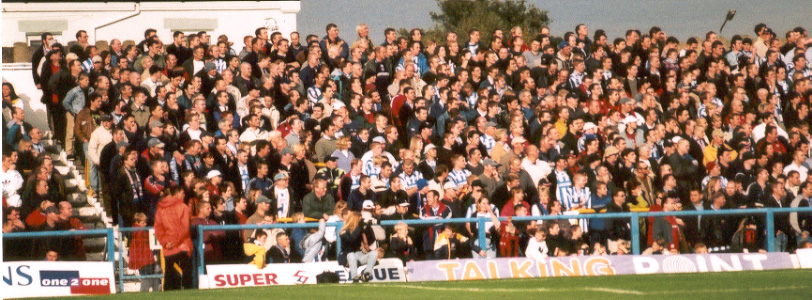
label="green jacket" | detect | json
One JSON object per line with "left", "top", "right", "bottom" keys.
{"left": 302, "top": 192, "right": 336, "bottom": 219}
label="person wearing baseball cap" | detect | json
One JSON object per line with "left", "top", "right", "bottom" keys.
{"left": 481, "top": 121, "right": 498, "bottom": 153}
{"left": 87, "top": 113, "right": 115, "bottom": 197}
{"left": 316, "top": 155, "right": 345, "bottom": 194}
{"left": 603, "top": 146, "right": 620, "bottom": 160}
{"left": 499, "top": 136, "right": 527, "bottom": 173}
{"left": 37, "top": 205, "right": 62, "bottom": 231}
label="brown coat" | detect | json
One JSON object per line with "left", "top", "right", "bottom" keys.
{"left": 74, "top": 108, "right": 99, "bottom": 143}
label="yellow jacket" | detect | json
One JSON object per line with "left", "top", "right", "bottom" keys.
{"left": 244, "top": 242, "right": 267, "bottom": 269}
{"left": 703, "top": 143, "right": 737, "bottom": 167}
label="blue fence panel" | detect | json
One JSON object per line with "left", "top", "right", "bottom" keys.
{"left": 195, "top": 222, "right": 344, "bottom": 277}
{"left": 7, "top": 206, "right": 811, "bottom": 293}
{"left": 116, "top": 226, "right": 163, "bottom": 293}
{"left": 3, "top": 228, "right": 115, "bottom": 263}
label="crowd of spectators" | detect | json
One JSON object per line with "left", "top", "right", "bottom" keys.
{"left": 4, "top": 18, "right": 812, "bottom": 288}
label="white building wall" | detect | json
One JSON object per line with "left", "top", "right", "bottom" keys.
{"left": 2, "top": 1, "right": 301, "bottom": 47}
{"left": 2, "top": 65, "right": 49, "bottom": 131}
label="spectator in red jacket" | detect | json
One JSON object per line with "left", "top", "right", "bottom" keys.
{"left": 129, "top": 212, "right": 160, "bottom": 292}
{"left": 154, "top": 187, "right": 193, "bottom": 290}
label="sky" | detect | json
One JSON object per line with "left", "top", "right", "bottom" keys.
{"left": 297, "top": 0, "right": 810, "bottom": 42}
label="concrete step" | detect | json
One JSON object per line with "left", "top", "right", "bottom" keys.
{"left": 77, "top": 206, "right": 100, "bottom": 218}
{"left": 86, "top": 252, "right": 106, "bottom": 262}
{"left": 68, "top": 193, "right": 87, "bottom": 205}
{"left": 84, "top": 237, "right": 107, "bottom": 252}
{"left": 78, "top": 213, "right": 102, "bottom": 223}
{"left": 54, "top": 165, "right": 72, "bottom": 176}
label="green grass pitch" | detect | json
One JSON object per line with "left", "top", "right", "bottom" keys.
{"left": 29, "top": 269, "right": 812, "bottom": 300}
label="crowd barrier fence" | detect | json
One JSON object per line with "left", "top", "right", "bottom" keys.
{"left": 4, "top": 207, "right": 812, "bottom": 294}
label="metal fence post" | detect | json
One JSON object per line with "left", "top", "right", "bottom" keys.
{"left": 630, "top": 213, "right": 640, "bottom": 255}
{"left": 765, "top": 210, "right": 775, "bottom": 252}
{"left": 117, "top": 229, "right": 125, "bottom": 293}
{"left": 335, "top": 222, "right": 343, "bottom": 261}
{"left": 107, "top": 228, "right": 116, "bottom": 263}
{"left": 478, "top": 217, "right": 487, "bottom": 252}
{"left": 197, "top": 226, "right": 206, "bottom": 277}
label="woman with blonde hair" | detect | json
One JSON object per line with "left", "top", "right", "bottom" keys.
{"left": 290, "top": 143, "right": 314, "bottom": 198}
{"left": 533, "top": 186, "right": 551, "bottom": 216}
{"left": 490, "top": 128, "right": 509, "bottom": 164}
{"left": 324, "top": 201, "right": 348, "bottom": 257}
{"left": 339, "top": 210, "right": 377, "bottom": 282}
{"left": 703, "top": 177, "right": 721, "bottom": 201}
{"left": 331, "top": 136, "right": 355, "bottom": 172}
{"left": 408, "top": 136, "right": 424, "bottom": 161}
{"left": 245, "top": 188, "right": 263, "bottom": 217}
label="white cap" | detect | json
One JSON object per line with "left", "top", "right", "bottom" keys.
{"left": 362, "top": 200, "right": 375, "bottom": 209}
{"left": 206, "top": 170, "right": 222, "bottom": 179}
{"left": 332, "top": 101, "right": 346, "bottom": 111}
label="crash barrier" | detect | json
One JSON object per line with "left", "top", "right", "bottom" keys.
{"left": 195, "top": 207, "right": 812, "bottom": 286}
{"left": 4, "top": 207, "right": 811, "bottom": 296}
{"left": 116, "top": 226, "right": 164, "bottom": 293}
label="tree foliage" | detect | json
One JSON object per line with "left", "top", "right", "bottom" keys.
{"left": 422, "top": 0, "right": 551, "bottom": 44}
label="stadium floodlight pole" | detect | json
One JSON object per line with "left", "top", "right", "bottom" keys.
{"left": 719, "top": 9, "right": 736, "bottom": 33}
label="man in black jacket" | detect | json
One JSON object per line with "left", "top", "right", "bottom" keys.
{"left": 702, "top": 192, "right": 733, "bottom": 252}
{"left": 267, "top": 232, "right": 301, "bottom": 263}
{"left": 605, "top": 189, "right": 631, "bottom": 253}
{"left": 765, "top": 181, "right": 791, "bottom": 251}
{"left": 669, "top": 139, "right": 699, "bottom": 191}
{"left": 48, "top": 59, "right": 82, "bottom": 150}
{"left": 682, "top": 188, "right": 707, "bottom": 246}
{"left": 211, "top": 198, "right": 246, "bottom": 263}
{"left": 31, "top": 33, "right": 54, "bottom": 88}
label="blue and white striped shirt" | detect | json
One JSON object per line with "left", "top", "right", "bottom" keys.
{"left": 562, "top": 186, "right": 592, "bottom": 211}
{"left": 448, "top": 168, "right": 472, "bottom": 188}
{"left": 307, "top": 86, "right": 322, "bottom": 104}
{"left": 554, "top": 170, "right": 572, "bottom": 205}
{"left": 363, "top": 160, "right": 381, "bottom": 179}
{"left": 569, "top": 71, "right": 584, "bottom": 90}
{"left": 480, "top": 135, "right": 496, "bottom": 153}
{"left": 399, "top": 171, "right": 423, "bottom": 189}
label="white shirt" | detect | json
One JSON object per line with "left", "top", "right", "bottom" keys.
{"left": 239, "top": 127, "right": 268, "bottom": 143}
{"left": 525, "top": 238, "right": 549, "bottom": 261}
{"left": 193, "top": 60, "right": 204, "bottom": 75}
{"left": 783, "top": 162, "right": 809, "bottom": 182}
{"left": 521, "top": 158, "right": 552, "bottom": 186}
{"left": 184, "top": 128, "right": 202, "bottom": 141}
{"left": 274, "top": 186, "right": 290, "bottom": 218}
{"left": 1, "top": 168, "right": 24, "bottom": 207}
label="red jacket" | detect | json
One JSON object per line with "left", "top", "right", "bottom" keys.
{"left": 154, "top": 194, "right": 192, "bottom": 256}
{"left": 128, "top": 224, "right": 155, "bottom": 270}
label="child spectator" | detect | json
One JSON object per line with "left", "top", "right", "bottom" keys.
{"left": 129, "top": 212, "right": 160, "bottom": 292}
{"left": 244, "top": 230, "right": 268, "bottom": 269}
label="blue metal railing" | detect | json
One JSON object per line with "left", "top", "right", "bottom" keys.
{"left": 195, "top": 206, "right": 812, "bottom": 273}
{"left": 3, "top": 228, "right": 115, "bottom": 263}
{"left": 5, "top": 206, "right": 812, "bottom": 293}
{"left": 194, "top": 222, "right": 344, "bottom": 277}
{"left": 117, "top": 226, "right": 163, "bottom": 293}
